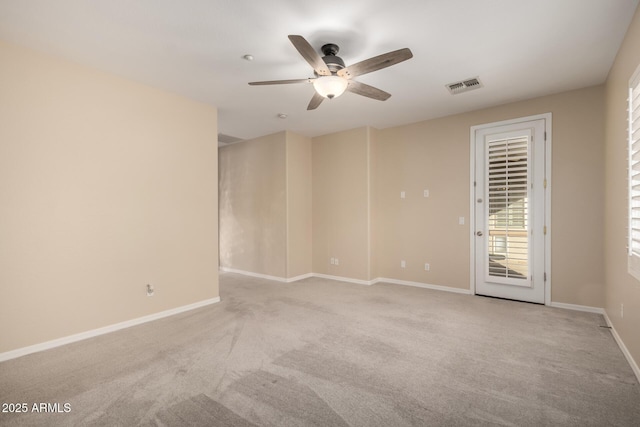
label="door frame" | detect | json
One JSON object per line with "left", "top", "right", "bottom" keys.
{"left": 469, "top": 113, "right": 552, "bottom": 305}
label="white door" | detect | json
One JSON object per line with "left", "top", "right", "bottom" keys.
{"left": 473, "top": 118, "right": 547, "bottom": 304}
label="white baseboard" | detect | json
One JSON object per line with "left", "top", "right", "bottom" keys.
{"left": 375, "top": 277, "right": 473, "bottom": 295}
{"left": 221, "top": 268, "right": 475, "bottom": 292}
{"left": 0, "top": 297, "right": 220, "bottom": 363}
{"left": 219, "top": 267, "right": 313, "bottom": 283}
{"left": 548, "top": 301, "right": 605, "bottom": 314}
{"left": 221, "top": 268, "right": 374, "bottom": 285}
{"left": 311, "top": 273, "right": 375, "bottom": 286}
{"left": 603, "top": 311, "right": 640, "bottom": 383}
{"left": 287, "top": 273, "right": 314, "bottom": 282}
{"left": 220, "top": 267, "right": 288, "bottom": 282}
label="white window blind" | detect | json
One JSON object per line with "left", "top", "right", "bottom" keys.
{"left": 628, "top": 63, "right": 640, "bottom": 280}
{"left": 487, "top": 136, "right": 529, "bottom": 280}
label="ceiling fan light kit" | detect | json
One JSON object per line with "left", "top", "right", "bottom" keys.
{"left": 249, "top": 35, "right": 413, "bottom": 110}
{"left": 313, "top": 75, "right": 348, "bottom": 99}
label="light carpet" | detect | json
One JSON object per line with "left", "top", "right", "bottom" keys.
{"left": 1, "top": 272, "right": 639, "bottom": 426}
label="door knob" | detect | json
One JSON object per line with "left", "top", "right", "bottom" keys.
{"left": 476, "top": 231, "right": 483, "bottom": 236}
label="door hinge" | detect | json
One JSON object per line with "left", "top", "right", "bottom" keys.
{"left": 543, "top": 178, "right": 547, "bottom": 189}
{"left": 544, "top": 272, "right": 547, "bottom": 282}
{"left": 544, "top": 131, "right": 547, "bottom": 141}
{"left": 543, "top": 226, "right": 547, "bottom": 235}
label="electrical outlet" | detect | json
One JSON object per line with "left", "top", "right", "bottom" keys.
{"left": 335, "top": 258, "right": 339, "bottom": 266}
{"left": 400, "top": 191, "right": 406, "bottom": 199}
{"left": 424, "top": 263, "right": 430, "bottom": 271}
{"left": 146, "top": 284, "right": 154, "bottom": 297}
{"left": 330, "top": 257, "right": 335, "bottom": 265}
{"left": 401, "top": 260, "right": 406, "bottom": 268}
{"left": 424, "top": 189, "right": 429, "bottom": 198}
{"left": 459, "top": 216, "right": 465, "bottom": 225}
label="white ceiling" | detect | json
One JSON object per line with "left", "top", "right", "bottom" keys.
{"left": 0, "top": 0, "right": 638, "bottom": 142}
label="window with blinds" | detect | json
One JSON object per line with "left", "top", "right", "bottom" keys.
{"left": 487, "top": 136, "right": 530, "bottom": 280}
{"left": 628, "top": 64, "right": 640, "bottom": 280}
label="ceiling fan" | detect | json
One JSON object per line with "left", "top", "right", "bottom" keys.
{"left": 249, "top": 35, "right": 413, "bottom": 110}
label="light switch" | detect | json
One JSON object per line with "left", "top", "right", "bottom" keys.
{"left": 424, "top": 189, "right": 430, "bottom": 198}
{"left": 400, "top": 191, "right": 406, "bottom": 199}
{"left": 459, "top": 216, "right": 465, "bottom": 225}
{"left": 401, "top": 260, "right": 406, "bottom": 268}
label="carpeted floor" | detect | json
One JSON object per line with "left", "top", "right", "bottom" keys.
{"left": 1, "top": 272, "right": 639, "bottom": 426}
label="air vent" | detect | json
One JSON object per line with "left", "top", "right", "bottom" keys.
{"left": 218, "top": 133, "right": 244, "bottom": 146}
{"left": 446, "top": 77, "right": 483, "bottom": 95}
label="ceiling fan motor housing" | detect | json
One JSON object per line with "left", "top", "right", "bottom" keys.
{"left": 320, "top": 43, "right": 345, "bottom": 74}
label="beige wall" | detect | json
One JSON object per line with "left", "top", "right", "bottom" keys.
{"left": 376, "top": 118, "right": 471, "bottom": 288}
{"left": 286, "top": 132, "right": 313, "bottom": 278}
{"left": 304, "top": 87, "right": 604, "bottom": 302}
{"left": 604, "top": 5, "right": 640, "bottom": 366}
{"left": 219, "top": 131, "right": 312, "bottom": 279}
{"left": 233, "top": 88, "right": 605, "bottom": 304}
{"left": 377, "top": 86, "right": 605, "bottom": 305}
{"left": 219, "top": 132, "right": 287, "bottom": 277}
{"left": 0, "top": 41, "right": 219, "bottom": 353}
{"left": 369, "top": 128, "right": 379, "bottom": 280}
{"left": 312, "top": 127, "right": 373, "bottom": 281}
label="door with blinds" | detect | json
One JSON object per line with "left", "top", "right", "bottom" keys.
{"left": 473, "top": 118, "right": 547, "bottom": 304}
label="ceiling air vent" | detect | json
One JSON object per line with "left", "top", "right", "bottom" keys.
{"left": 446, "top": 77, "right": 483, "bottom": 95}
{"left": 218, "top": 133, "right": 244, "bottom": 147}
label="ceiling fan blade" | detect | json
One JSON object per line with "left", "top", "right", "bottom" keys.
{"left": 338, "top": 48, "right": 413, "bottom": 79}
{"left": 307, "top": 92, "right": 324, "bottom": 110}
{"left": 346, "top": 80, "right": 391, "bottom": 101}
{"left": 288, "top": 35, "right": 331, "bottom": 76}
{"left": 249, "top": 78, "right": 312, "bottom": 86}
